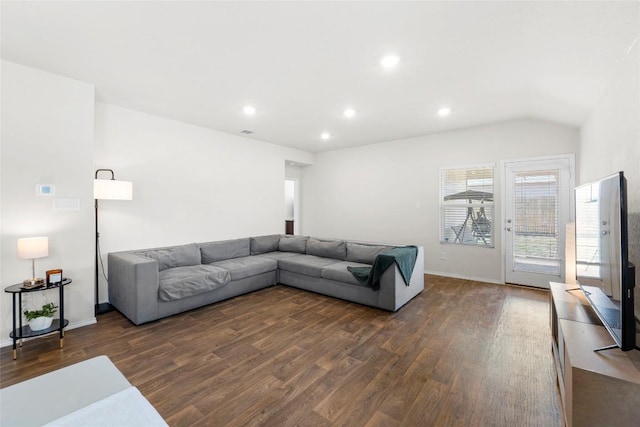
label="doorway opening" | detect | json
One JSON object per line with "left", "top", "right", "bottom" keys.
{"left": 285, "top": 179, "right": 295, "bottom": 234}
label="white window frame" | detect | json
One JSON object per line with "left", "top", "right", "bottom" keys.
{"left": 440, "top": 163, "right": 495, "bottom": 248}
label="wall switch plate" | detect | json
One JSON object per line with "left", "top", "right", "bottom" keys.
{"left": 440, "top": 252, "right": 446, "bottom": 260}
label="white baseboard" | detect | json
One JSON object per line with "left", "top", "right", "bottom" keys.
{"left": 0, "top": 317, "right": 97, "bottom": 348}
{"left": 424, "top": 269, "right": 504, "bottom": 285}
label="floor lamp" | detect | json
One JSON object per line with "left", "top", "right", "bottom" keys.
{"left": 94, "top": 169, "right": 133, "bottom": 315}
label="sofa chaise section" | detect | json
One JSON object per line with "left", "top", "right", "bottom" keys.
{"left": 277, "top": 238, "right": 425, "bottom": 311}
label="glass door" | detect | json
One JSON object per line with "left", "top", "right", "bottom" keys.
{"left": 504, "top": 157, "right": 572, "bottom": 288}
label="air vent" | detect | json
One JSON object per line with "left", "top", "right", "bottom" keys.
{"left": 240, "top": 130, "right": 254, "bottom": 134}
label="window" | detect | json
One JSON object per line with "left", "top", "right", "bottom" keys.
{"left": 512, "top": 169, "right": 560, "bottom": 274}
{"left": 440, "top": 165, "right": 494, "bottom": 247}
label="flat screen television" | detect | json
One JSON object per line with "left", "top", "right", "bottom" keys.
{"left": 575, "top": 171, "right": 636, "bottom": 351}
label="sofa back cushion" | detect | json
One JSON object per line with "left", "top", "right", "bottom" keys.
{"left": 200, "top": 238, "right": 250, "bottom": 264}
{"left": 278, "top": 236, "right": 307, "bottom": 253}
{"left": 346, "top": 242, "right": 391, "bottom": 264}
{"left": 306, "top": 238, "right": 347, "bottom": 260}
{"left": 250, "top": 234, "right": 281, "bottom": 255}
{"left": 144, "top": 243, "right": 201, "bottom": 271}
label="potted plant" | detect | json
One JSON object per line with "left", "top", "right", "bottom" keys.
{"left": 24, "top": 302, "right": 58, "bottom": 331}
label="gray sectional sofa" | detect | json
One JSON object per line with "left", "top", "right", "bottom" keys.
{"left": 108, "top": 235, "right": 424, "bottom": 325}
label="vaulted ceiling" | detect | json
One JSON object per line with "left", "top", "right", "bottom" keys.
{"left": 2, "top": 1, "right": 638, "bottom": 152}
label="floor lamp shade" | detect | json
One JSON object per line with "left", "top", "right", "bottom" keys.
{"left": 94, "top": 179, "right": 133, "bottom": 200}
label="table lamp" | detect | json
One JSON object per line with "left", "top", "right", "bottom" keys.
{"left": 17, "top": 237, "right": 49, "bottom": 286}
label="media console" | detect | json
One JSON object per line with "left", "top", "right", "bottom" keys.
{"left": 549, "top": 282, "right": 640, "bottom": 426}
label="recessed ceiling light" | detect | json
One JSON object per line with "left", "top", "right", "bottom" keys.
{"left": 343, "top": 108, "right": 356, "bottom": 118}
{"left": 437, "top": 107, "right": 451, "bottom": 117}
{"left": 321, "top": 132, "right": 331, "bottom": 140}
{"left": 380, "top": 54, "right": 400, "bottom": 69}
{"left": 243, "top": 105, "right": 256, "bottom": 115}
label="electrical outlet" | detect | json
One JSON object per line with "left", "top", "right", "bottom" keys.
{"left": 440, "top": 252, "right": 446, "bottom": 260}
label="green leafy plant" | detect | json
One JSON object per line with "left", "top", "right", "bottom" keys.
{"left": 23, "top": 303, "right": 58, "bottom": 321}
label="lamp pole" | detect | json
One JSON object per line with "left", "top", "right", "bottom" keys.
{"left": 94, "top": 169, "right": 116, "bottom": 315}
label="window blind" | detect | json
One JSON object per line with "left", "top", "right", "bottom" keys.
{"left": 512, "top": 170, "right": 560, "bottom": 274}
{"left": 440, "top": 165, "right": 494, "bottom": 247}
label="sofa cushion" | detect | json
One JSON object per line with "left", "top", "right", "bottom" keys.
{"left": 346, "top": 242, "right": 391, "bottom": 265}
{"left": 211, "top": 256, "right": 278, "bottom": 281}
{"left": 250, "top": 235, "right": 281, "bottom": 255}
{"left": 306, "top": 238, "right": 347, "bottom": 260}
{"left": 144, "top": 244, "right": 200, "bottom": 272}
{"left": 278, "top": 236, "right": 307, "bottom": 253}
{"left": 254, "top": 251, "right": 301, "bottom": 261}
{"left": 200, "top": 238, "right": 250, "bottom": 264}
{"left": 321, "top": 261, "right": 373, "bottom": 286}
{"left": 278, "top": 254, "right": 341, "bottom": 278}
{"left": 158, "top": 265, "right": 231, "bottom": 301}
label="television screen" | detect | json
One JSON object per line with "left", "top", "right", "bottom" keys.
{"left": 575, "top": 171, "right": 636, "bottom": 351}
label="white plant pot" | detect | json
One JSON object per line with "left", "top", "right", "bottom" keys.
{"left": 29, "top": 316, "right": 53, "bottom": 331}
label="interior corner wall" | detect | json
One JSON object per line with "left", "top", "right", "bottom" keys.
{"left": 1, "top": 61, "right": 95, "bottom": 345}
{"left": 301, "top": 118, "right": 579, "bottom": 284}
{"left": 579, "top": 41, "right": 640, "bottom": 314}
{"left": 93, "top": 103, "right": 313, "bottom": 303}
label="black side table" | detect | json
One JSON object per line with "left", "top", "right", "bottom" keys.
{"left": 4, "top": 278, "right": 72, "bottom": 359}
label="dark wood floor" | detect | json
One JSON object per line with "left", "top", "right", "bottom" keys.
{"left": 1, "top": 275, "right": 562, "bottom": 426}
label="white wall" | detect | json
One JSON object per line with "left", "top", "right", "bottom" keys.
{"left": 94, "top": 103, "right": 313, "bottom": 303}
{"left": 302, "top": 118, "right": 579, "bottom": 283}
{"left": 579, "top": 41, "right": 639, "bottom": 312}
{"left": 1, "top": 61, "right": 95, "bottom": 344}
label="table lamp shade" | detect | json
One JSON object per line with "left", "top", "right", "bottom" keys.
{"left": 17, "top": 237, "right": 49, "bottom": 259}
{"left": 94, "top": 179, "right": 133, "bottom": 200}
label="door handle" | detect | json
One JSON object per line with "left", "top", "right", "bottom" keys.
{"left": 506, "top": 227, "right": 512, "bottom": 232}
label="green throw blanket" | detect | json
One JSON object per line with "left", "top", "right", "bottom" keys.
{"left": 347, "top": 246, "right": 418, "bottom": 290}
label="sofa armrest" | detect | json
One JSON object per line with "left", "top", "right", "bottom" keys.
{"left": 376, "top": 246, "right": 425, "bottom": 311}
{"left": 108, "top": 252, "right": 160, "bottom": 325}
